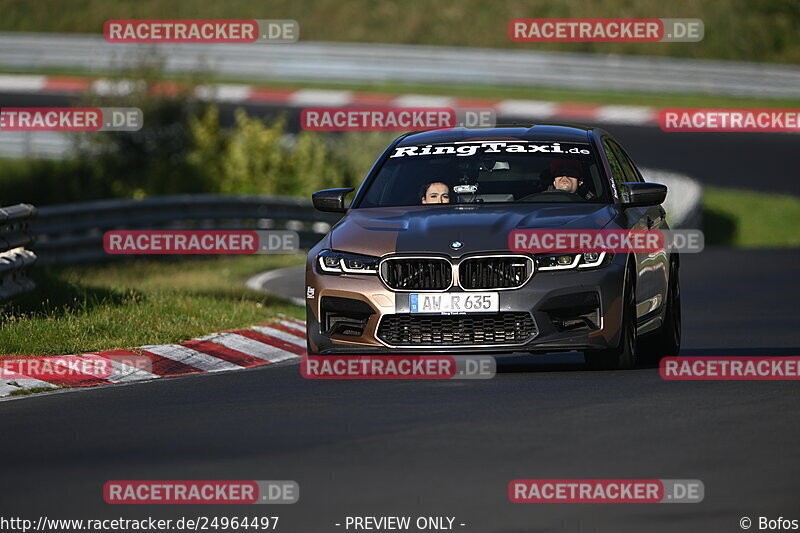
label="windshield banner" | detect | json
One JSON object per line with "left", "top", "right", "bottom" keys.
{"left": 390, "top": 141, "right": 592, "bottom": 158}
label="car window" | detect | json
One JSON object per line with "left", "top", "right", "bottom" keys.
{"left": 356, "top": 140, "right": 610, "bottom": 208}
{"left": 609, "top": 139, "right": 643, "bottom": 182}
{"left": 601, "top": 138, "right": 627, "bottom": 190}
{"left": 604, "top": 139, "right": 634, "bottom": 180}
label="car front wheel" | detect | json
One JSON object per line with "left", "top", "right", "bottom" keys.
{"left": 585, "top": 265, "right": 637, "bottom": 370}
{"left": 639, "top": 259, "right": 681, "bottom": 362}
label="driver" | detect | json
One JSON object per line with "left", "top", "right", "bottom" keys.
{"left": 547, "top": 160, "right": 596, "bottom": 199}
{"left": 420, "top": 181, "right": 451, "bottom": 204}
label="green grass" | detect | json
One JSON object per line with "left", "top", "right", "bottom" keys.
{"left": 0, "top": 254, "right": 306, "bottom": 356}
{"left": 703, "top": 187, "right": 800, "bottom": 247}
{"left": 9, "top": 386, "right": 60, "bottom": 396}
{"left": 4, "top": 66, "right": 800, "bottom": 109}
{"left": 0, "top": 0, "right": 799, "bottom": 64}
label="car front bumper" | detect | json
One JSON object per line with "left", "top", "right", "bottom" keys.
{"left": 305, "top": 254, "right": 627, "bottom": 355}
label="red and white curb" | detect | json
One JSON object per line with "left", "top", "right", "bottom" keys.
{"left": 0, "top": 317, "right": 306, "bottom": 399}
{"left": 0, "top": 74, "right": 658, "bottom": 126}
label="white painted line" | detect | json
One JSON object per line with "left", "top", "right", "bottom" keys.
{"left": 0, "top": 380, "right": 21, "bottom": 397}
{"left": 495, "top": 99, "right": 557, "bottom": 119}
{"left": 595, "top": 105, "right": 656, "bottom": 125}
{"left": 278, "top": 319, "right": 306, "bottom": 334}
{"left": 251, "top": 325, "right": 306, "bottom": 347}
{"left": 195, "top": 84, "right": 253, "bottom": 102}
{"left": 43, "top": 355, "right": 113, "bottom": 379}
{"left": 88, "top": 355, "right": 161, "bottom": 383}
{"left": 4, "top": 376, "right": 58, "bottom": 390}
{"left": 200, "top": 332, "right": 299, "bottom": 363}
{"left": 392, "top": 94, "right": 454, "bottom": 108}
{"left": 639, "top": 167, "right": 703, "bottom": 228}
{"left": 0, "top": 74, "right": 47, "bottom": 92}
{"left": 311, "top": 221, "right": 331, "bottom": 234}
{"left": 91, "top": 78, "right": 141, "bottom": 96}
{"left": 245, "top": 266, "right": 307, "bottom": 307}
{"left": 245, "top": 267, "right": 289, "bottom": 292}
{"left": 289, "top": 89, "right": 353, "bottom": 106}
{"left": 140, "top": 344, "right": 242, "bottom": 372}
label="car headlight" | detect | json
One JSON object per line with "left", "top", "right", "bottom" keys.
{"left": 536, "top": 252, "right": 613, "bottom": 271}
{"left": 317, "top": 250, "right": 379, "bottom": 274}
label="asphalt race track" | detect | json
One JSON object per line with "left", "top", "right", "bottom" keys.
{"left": 1, "top": 248, "right": 798, "bottom": 532}
{"left": 1, "top": 90, "right": 799, "bottom": 532}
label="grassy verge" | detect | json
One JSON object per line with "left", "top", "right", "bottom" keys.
{"left": 0, "top": 254, "right": 306, "bottom": 357}
{"left": 9, "top": 386, "right": 60, "bottom": 396}
{"left": 3, "top": 66, "right": 800, "bottom": 109}
{"left": 703, "top": 187, "right": 800, "bottom": 247}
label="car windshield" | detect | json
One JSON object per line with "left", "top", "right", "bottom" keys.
{"left": 356, "top": 140, "right": 609, "bottom": 208}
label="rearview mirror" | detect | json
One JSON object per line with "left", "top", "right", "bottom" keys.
{"left": 312, "top": 188, "right": 354, "bottom": 213}
{"left": 620, "top": 182, "right": 667, "bottom": 208}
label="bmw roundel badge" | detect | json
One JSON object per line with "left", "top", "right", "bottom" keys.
{"left": 450, "top": 241, "right": 463, "bottom": 250}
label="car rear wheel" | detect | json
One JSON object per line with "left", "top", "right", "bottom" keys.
{"left": 585, "top": 265, "right": 637, "bottom": 370}
{"left": 639, "top": 259, "right": 681, "bottom": 362}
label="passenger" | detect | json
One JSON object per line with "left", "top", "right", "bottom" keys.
{"left": 420, "top": 181, "right": 451, "bottom": 204}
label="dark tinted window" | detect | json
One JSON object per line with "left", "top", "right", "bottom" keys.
{"left": 602, "top": 138, "right": 627, "bottom": 191}
{"left": 605, "top": 138, "right": 641, "bottom": 182}
{"left": 356, "top": 141, "right": 609, "bottom": 208}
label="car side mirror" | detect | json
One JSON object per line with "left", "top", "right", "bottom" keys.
{"left": 312, "top": 188, "right": 354, "bottom": 213}
{"left": 620, "top": 182, "right": 667, "bottom": 208}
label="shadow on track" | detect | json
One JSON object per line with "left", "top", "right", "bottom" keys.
{"left": 494, "top": 346, "right": 800, "bottom": 373}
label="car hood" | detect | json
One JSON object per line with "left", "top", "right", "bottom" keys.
{"left": 329, "top": 203, "right": 618, "bottom": 256}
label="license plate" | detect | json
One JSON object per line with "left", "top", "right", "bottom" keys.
{"left": 409, "top": 292, "right": 499, "bottom": 314}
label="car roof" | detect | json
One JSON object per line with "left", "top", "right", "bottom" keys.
{"left": 396, "top": 124, "right": 601, "bottom": 146}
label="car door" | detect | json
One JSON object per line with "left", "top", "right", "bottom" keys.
{"left": 612, "top": 140, "right": 670, "bottom": 321}
{"left": 600, "top": 136, "right": 668, "bottom": 323}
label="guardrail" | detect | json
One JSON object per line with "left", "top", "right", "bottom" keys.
{"left": 1, "top": 32, "right": 799, "bottom": 98}
{"left": 0, "top": 131, "right": 71, "bottom": 160}
{"left": 0, "top": 203, "right": 37, "bottom": 303}
{"left": 31, "top": 194, "right": 342, "bottom": 265}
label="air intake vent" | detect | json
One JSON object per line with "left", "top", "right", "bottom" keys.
{"left": 377, "top": 312, "right": 536, "bottom": 346}
{"left": 380, "top": 258, "right": 452, "bottom": 291}
{"left": 460, "top": 256, "right": 533, "bottom": 289}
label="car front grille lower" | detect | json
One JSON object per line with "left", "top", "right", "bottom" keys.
{"left": 380, "top": 258, "right": 452, "bottom": 290}
{"left": 376, "top": 312, "right": 537, "bottom": 346}
{"left": 459, "top": 256, "right": 533, "bottom": 290}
